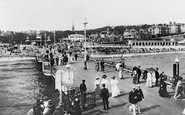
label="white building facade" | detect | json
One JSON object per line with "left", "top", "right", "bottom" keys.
{"left": 68, "top": 34, "right": 85, "bottom": 41}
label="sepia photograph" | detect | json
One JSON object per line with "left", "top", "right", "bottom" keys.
{"left": 0, "top": 0, "right": 185, "bottom": 115}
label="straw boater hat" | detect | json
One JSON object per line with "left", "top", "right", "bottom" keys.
{"left": 96, "top": 76, "right": 99, "bottom": 79}
{"left": 66, "top": 64, "right": 71, "bottom": 69}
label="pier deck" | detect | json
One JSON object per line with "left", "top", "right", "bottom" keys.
{"left": 54, "top": 58, "right": 184, "bottom": 115}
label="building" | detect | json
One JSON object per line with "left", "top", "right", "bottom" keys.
{"left": 138, "top": 29, "right": 152, "bottom": 39}
{"left": 68, "top": 34, "right": 85, "bottom": 41}
{"left": 147, "top": 24, "right": 169, "bottom": 37}
{"left": 181, "top": 24, "right": 185, "bottom": 33}
{"left": 169, "top": 22, "right": 181, "bottom": 34}
{"left": 123, "top": 28, "right": 139, "bottom": 39}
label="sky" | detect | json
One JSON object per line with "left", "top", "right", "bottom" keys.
{"left": 0, "top": 0, "right": 185, "bottom": 31}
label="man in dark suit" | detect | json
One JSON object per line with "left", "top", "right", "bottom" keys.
{"left": 100, "top": 59, "right": 105, "bottom": 72}
{"left": 129, "top": 87, "right": 138, "bottom": 115}
{"left": 155, "top": 68, "right": 160, "bottom": 86}
{"left": 80, "top": 80, "right": 87, "bottom": 109}
{"left": 137, "top": 66, "right": 142, "bottom": 83}
{"left": 101, "top": 84, "right": 109, "bottom": 110}
{"left": 136, "top": 85, "right": 144, "bottom": 114}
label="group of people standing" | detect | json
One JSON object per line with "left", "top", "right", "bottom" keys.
{"left": 93, "top": 74, "right": 121, "bottom": 110}
{"left": 95, "top": 59, "right": 105, "bottom": 72}
{"left": 94, "top": 75, "right": 120, "bottom": 98}
{"left": 78, "top": 74, "right": 120, "bottom": 111}
{"left": 132, "top": 66, "right": 142, "bottom": 84}
{"left": 44, "top": 46, "right": 79, "bottom": 67}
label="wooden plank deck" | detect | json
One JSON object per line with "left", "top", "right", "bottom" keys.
{"left": 54, "top": 58, "right": 185, "bottom": 115}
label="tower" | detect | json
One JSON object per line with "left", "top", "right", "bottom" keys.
{"left": 72, "top": 22, "right": 75, "bottom": 32}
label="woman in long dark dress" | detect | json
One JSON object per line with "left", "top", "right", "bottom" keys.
{"left": 158, "top": 75, "right": 169, "bottom": 97}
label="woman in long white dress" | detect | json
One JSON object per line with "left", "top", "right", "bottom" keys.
{"left": 146, "top": 71, "right": 152, "bottom": 87}
{"left": 100, "top": 75, "right": 109, "bottom": 89}
{"left": 110, "top": 76, "right": 120, "bottom": 97}
{"left": 152, "top": 71, "right": 156, "bottom": 86}
{"left": 94, "top": 76, "right": 101, "bottom": 90}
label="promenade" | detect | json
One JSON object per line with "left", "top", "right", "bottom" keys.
{"left": 54, "top": 57, "right": 185, "bottom": 115}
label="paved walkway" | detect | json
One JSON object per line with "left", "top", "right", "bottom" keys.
{"left": 54, "top": 58, "right": 185, "bottom": 115}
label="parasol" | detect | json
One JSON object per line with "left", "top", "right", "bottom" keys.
{"left": 147, "top": 67, "right": 156, "bottom": 72}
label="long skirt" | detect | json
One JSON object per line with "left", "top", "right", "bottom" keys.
{"left": 111, "top": 85, "right": 120, "bottom": 97}
{"left": 119, "top": 70, "right": 123, "bottom": 79}
{"left": 146, "top": 79, "right": 152, "bottom": 87}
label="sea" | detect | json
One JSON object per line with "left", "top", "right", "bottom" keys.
{"left": 0, "top": 52, "right": 185, "bottom": 115}
{"left": 0, "top": 58, "right": 45, "bottom": 115}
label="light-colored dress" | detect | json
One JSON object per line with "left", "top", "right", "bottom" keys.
{"left": 152, "top": 72, "right": 156, "bottom": 86}
{"left": 101, "top": 78, "right": 109, "bottom": 89}
{"left": 110, "top": 78, "right": 120, "bottom": 97}
{"left": 118, "top": 68, "right": 123, "bottom": 79}
{"left": 146, "top": 72, "right": 152, "bottom": 87}
{"left": 116, "top": 63, "right": 121, "bottom": 71}
{"left": 174, "top": 80, "right": 183, "bottom": 99}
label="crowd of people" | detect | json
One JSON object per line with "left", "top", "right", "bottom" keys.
{"left": 32, "top": 42, "right": 185, "bottom": 115}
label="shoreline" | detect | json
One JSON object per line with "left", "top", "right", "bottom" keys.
{"left": 0, "top": 56, "right": 35, "bottom": 62}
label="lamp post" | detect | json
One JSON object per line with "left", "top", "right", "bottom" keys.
{"left": 173, "top": 56, "right": 179, "bottom": 79}
{"left": 45, "top": 33, "right": 47, "bottom": 47}
{"left": 83, "top": 18, "right": 88, "bottom": 70}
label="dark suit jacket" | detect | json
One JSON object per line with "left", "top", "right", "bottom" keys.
{"left": 101, "top": 88, "right": 109, "bottom": 99}
{"left": 136, "top": 89, "right": 144, "bottom": 101}
{"left": 129, "top": 91, "right": 137, "bottom": 104}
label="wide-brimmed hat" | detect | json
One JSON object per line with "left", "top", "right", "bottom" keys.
{"left": 112, "top": 76, "right": 116, "bottom": 78}
{"left": 102, "top": 75, "right": 107, "bottom": 78}
{"left": 96, "top": 76, "right": 99, "bottom": 79}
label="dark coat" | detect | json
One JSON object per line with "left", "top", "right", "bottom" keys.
{"left": 100, "top": 61, "right": 105, "bottom": 68}
{"left": 137, "top": 68, "right": 141, "bottom": 76}
{"left": 80, "top": 83, "right": 87, "bottom": 93}
{"left": 101, "top": 88, "right": 109, "bottom": 99}
{"left": 158, "top": 80, "right": 169, "bottom": 97}
{"left": 129, "top": 91, "right": 137, "bottom": 104}
{"left": 136, "top": 89, "right": 144, "bottom": 101}
{"left": 155, "top": 70, "right": 159, "bottom": 79}
{"left": 74, "top": 99, "right": 82, "bottom": 115}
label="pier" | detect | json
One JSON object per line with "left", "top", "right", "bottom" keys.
{"left": 35, "top": 55, "right": 184, "bottom": 115}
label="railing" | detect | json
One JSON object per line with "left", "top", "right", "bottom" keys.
{"left": 61, "top": 88, "right": 96, "bottom": 113}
